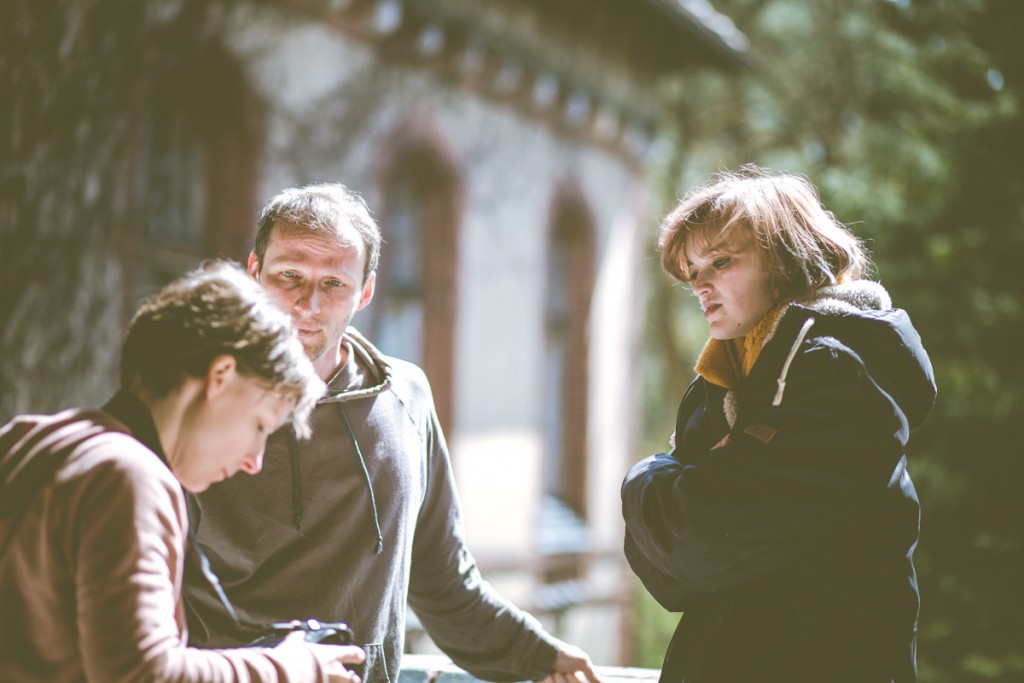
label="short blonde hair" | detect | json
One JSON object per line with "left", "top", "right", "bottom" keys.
{"left": 659, "top": 165, "right": 870, "bottom": 299}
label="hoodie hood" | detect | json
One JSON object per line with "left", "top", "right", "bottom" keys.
{"left": 0, "top": 410, "right": 107, "bottom": 522}
{"left": 1, "top": 392, "right": 160, "bottom": 519}
{"left": 768, "top": 281, "right": 937, "bottom": 430}
{"left": 319, "top": 327, "right": 392, "bottom": 404}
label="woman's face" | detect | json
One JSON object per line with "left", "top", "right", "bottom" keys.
{"left": 173, "top": 359, "right": 296, "bottom": 493}
{"left": 686, "top": 232, "right": 777, "bottom": 340}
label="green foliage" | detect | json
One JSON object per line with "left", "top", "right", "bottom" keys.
{"left": 637, "top": 0, "right": 1024, "bottom": 680}
{"left": 629, "top": 578, "right": 678, "bottom": 670}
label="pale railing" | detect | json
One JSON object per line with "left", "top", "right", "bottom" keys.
{"left": 398, "top": 654, "right": 660, "bottom": 683}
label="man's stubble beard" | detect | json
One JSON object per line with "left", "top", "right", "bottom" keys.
{"left": 302, "top": 338, "right": 328, "bottom": 363}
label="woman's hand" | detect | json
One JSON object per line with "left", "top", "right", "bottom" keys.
{"left": 282, "top": 631, "right": 366, "bottom": 683}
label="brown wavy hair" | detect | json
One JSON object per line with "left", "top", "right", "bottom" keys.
{"left": 120, "top": 260, "right": 324, "bottom": 437}
{"left": 659, "top": 165, "right": 871, "bottom": 300}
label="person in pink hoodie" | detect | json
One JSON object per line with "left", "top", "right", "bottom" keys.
{"left": 0, "top": 260, "right": 365, "bottom": 682}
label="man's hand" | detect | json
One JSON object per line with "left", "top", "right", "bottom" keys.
{"left": 537, "top": 641, "right": 602, "bottom": 683}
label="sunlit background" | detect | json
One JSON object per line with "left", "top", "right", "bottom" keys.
{"left": 2, "top": 1, "right": 1021, "bottom": 681}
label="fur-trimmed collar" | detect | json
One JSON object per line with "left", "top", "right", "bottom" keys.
{"left": 716, "top": 280, "right": 892, "bottom": 428}
{"left": 765, "top": 280, "right": 892, "bottom": 346}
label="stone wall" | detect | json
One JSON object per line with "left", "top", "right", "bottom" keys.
{"left": 0, "top": 0, "right": 211, "bottom": 418}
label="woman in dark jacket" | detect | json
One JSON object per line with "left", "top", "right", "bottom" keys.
{"left": 622, "top": 166, "right": 936, "bottom": 683}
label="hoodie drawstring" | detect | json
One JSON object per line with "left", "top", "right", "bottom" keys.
{"left": 337, "top": 403, "right": 384, "bottom": 555}
{"left": 287, "top": 429, "right": 303, "bottom": 532}
{"left": 286, "top": 405, "right": 384, "bottom": 555}
{"left": 772, "top": 316, "right": 815, "bottom": 407}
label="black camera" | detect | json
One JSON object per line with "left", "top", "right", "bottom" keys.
{"left": 246, "top": 618, "right": 355, "bottom": 648}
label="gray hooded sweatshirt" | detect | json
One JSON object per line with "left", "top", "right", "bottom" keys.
{"left": 185, "top": 329, "right": 560, "bottom": 683}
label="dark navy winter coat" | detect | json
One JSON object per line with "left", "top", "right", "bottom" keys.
{"left": 623, "top": 294, "right": 936, "bottom": 683}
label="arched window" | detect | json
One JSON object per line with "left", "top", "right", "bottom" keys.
{"left": 372, "top": 139, "right": 461, "bottom": 435}
{"left": 542, "top": 186, "right": 595, "bottom": 529}
{"left": 134, "top": 45, "right": 261, "bottom": 298}
{"left": 374, "top": 172, "right": 425, "bottom": 366}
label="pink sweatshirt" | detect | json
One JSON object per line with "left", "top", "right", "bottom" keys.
{"left": 0, "top": 405, "right": 332, "bottom": 682}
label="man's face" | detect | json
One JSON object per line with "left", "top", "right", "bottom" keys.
{"left": 249, "top": 222, "right": 375, "bottom": 380}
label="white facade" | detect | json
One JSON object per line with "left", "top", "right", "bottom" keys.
{"left": 217, "top": 3, "right": 648, "bottom": 663}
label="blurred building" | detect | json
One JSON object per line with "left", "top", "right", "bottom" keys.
{"left": 1, "top": 0, "right": 747, "bottom": 666}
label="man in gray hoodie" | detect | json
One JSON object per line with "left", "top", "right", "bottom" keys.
{"left": 184, "top": 184, "right": 600, "bottom": 683}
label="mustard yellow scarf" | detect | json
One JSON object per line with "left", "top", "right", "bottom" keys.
{"left": 694, "top": 301, "right": 789, "bottom": 390}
